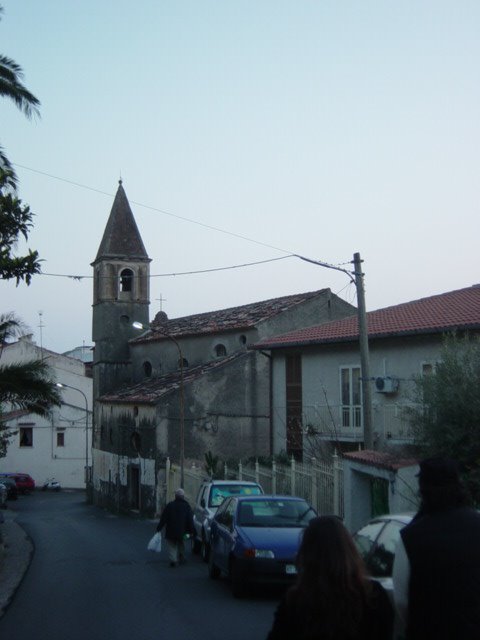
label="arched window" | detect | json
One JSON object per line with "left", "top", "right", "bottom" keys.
{"left": 119, "top": 268, "right": 134, "bottom": 293}
{"left": 143, "top": 361, "right": 152, "bottom": 377}
{"left": 131, "top": 432, "right": 141, "bottom": 452}
{"left": 215, "top": 344, "right": 227, "bottom": 357}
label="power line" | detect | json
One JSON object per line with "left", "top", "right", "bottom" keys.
{"left": 13, "top": 162, "right": 354, "bottom": 275}
{"left": 40, "top": 255, "right": 295, "bottom": 280}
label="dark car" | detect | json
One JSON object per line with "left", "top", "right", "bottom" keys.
{"left": 208, "top": 494, "right": 316, "bottom": 597}
{"left": 0, "top": 476, "right": 18, "bottom": 500}
{"left": 9, "top": 473, "right": 35, "bottom": 494}
{"left": 193, "top": 479, "right": 264, "bottom": 560}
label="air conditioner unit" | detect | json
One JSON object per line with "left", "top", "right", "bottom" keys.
{"left": 375, "top": 376, "right": 399, "bottom": 394}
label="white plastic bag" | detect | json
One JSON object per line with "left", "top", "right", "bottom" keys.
{"left": 147, "top": 532, "right": 162, "bottom": 552}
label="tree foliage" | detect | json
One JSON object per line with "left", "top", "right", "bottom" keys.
{"left": 408, "top": 334, "right": 480, "bottom": 501}
{"left": 0, "top": 168, "right": 41, "bottom": 284}
{"left": 0, "top": 5, "right": 40, "bottom": 186}
{"left": 0, "top": 313, "right": 62, "bottom": 458}
{"left": 0, "top": 6, "right": 41, "bottom": 283}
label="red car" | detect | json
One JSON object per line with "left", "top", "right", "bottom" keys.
{"left": 8, "top": 473, "right": 35, "bottom": 494}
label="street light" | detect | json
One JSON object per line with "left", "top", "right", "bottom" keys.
{"left": 132, "top": 321, "right": 185, "bottom": 488}
{"left": 56, "top": 382, "right": 90, "bottom": 485}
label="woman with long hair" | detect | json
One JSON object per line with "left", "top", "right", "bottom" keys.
{"left": 266, "top": 516, "right": 393, "bottom": 640}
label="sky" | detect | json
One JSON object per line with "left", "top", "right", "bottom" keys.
{"left": 1, "top": 1, "right": 479, "bottom": 354}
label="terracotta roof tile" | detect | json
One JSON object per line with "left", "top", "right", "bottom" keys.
{"left": 254, "top": 285, "right": 480, "bottom": 349}
{"left": 99, "top": 352, "right": 246, "bottom": 404}
{"left": 132, "top": 289, "right": 329, "bottom": 343}
{"left": 343, "top": 450, "right": 418, "bottom": 471}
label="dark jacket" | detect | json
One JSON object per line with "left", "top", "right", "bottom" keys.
{"left": 157, "top": 496, "right": 194, "bottom": 542}
{"left": 266, "top": 579, "right": 393, "bottom": 640}
{"left": 401, "top": 505, "right": 480, "bottom": 640}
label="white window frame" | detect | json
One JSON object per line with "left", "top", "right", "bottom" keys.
{"left": 339, "top": 365, "right": 362, "bottom": 428}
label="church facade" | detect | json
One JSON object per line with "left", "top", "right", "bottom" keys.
{"left": 90, "top": 182, "right": 356, "bottom": 516}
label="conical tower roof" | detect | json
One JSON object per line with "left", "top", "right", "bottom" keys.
{"left": 93, "top": 181, "right": 149, "bottom": 263}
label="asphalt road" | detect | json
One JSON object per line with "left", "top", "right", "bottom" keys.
{"left": 0, "top": 491, "right": 280, "bottom": 640}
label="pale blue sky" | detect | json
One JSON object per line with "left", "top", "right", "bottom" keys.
{"left": 1, "top": 1, "right": 479, "bottom": 353}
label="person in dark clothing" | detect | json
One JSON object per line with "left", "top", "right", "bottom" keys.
{"left": 393, "top": 457, "right": 480, "bottom": 640}
{"left": 156, "top": 488, "right": 195, "bottom": 567}
{"left": 266, "top": 516, "right": 393, "bottom": 640}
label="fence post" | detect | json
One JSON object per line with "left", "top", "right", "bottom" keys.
{"left": 165, "top": 457, "right": 171, "bottom": 503}
{"left": 333, "top": 449, "right": 340, "bottom": 517}
{"left": 224, "top": 462, "right": 228, "bottom": 479}
{"left": 272, "top": 458, "right": 277, "bottom": 495}
{"left": 291, "top": 456, "right": 296, "bottom": 496}
{"left": 255, "top": 459, "right": 260, "bottom": 484}
{"left": 239, "top": 460, "right": 243, "bottom": 480}
{"left": 311, "top": 457, "right": 317, "bottom": 512}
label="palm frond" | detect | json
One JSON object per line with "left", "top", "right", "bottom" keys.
{"left": 0, "top": 359, "right": 62, "bottom": 416}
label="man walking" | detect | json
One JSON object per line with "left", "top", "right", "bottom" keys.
{"left": 157, "top": 488, "right": 194, "bottom": 567}
{"left": 393, "top": 457, "right": 480, "bottom": 639}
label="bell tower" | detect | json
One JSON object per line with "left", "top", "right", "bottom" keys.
{"left": 91, "top": 180, "right": 151, "bottom": 399}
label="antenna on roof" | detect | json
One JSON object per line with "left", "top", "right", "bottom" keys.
{"left": 38, "top": 310, "right": 45, "bottom": 360}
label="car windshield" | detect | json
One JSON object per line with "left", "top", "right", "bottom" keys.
{"left": 209, "top": 484, "right": 262, "bottom": 507}
{"left": 237, "top": 499, "right": 315, "bottom": 527}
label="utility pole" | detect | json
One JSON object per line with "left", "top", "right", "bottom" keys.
{"left": 295, "top": 251, "right": 374, "bottom": 449}
{"left": 353, "top": 252, "right": 373, "bottom": 449}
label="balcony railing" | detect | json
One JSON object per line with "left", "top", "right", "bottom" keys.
{"left": 302, "top": 403, "right": 416, "bottom": 442}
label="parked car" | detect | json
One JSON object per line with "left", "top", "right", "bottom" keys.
{"left": 9, "top": 473, "right": 35, "bottom": 494}
{"left": 193, "top": 479, "right": 264, "bottom": 561}
{"left": 208, "top": 494, "right": 317, "bottom": 597}
{"left": 0, "top": 481, "right": 7, "bottom": 509}
{"left": 0, "top": 476, "right": 18, "bottom": 501}
{"left": 353, "top": 513, "right": 413, "bottom": 594}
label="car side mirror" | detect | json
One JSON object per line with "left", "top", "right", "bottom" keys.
{"left": 201, "top": 498, "right": 206, "bottom": 508}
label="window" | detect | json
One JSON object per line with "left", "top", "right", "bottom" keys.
{"left": 119, "top": 268, "right": 134, "bottom": 293}
{"left": 340, "top": 366, "right": 362, "bottom": 428}
{"left": 130, "top": 432, "right": 141, "bottom": 452}
{"left": 20, "top": 427, "right": 33, "bottom": 447}
{"left": 422, "top": 363, "right": 434, "bottom": 376}
{"left": 143, "top": 361, "right": 152, "bottom": 377}
{"left": 57, "top": 432, "right": 65, "bottom": 447}
{"left": 215, "top": 344, "right": 227, "bottom": 357}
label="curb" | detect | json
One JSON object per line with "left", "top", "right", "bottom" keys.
{"left": 0, "top": 510, "right": 34, "bottom": 618}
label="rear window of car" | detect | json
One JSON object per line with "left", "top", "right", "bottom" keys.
{"left": 238, "top": 499, "right": 315, "bottom": 527}
{"left": 209, "top": 484, "right": 262, "bottom": 507}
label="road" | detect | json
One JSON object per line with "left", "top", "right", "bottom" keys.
{"left": 0, "top": 491, "right": 280, "bottom": 640}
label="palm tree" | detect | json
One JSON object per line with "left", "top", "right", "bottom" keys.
{"left": 0, "top": 6, "right": 41, "bottom": 184}
{"left": 0, "top": 313, "right": 62, "bottom": 417}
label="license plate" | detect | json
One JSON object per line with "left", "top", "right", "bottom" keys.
{"left": 285, "top": 564, "right": 297, "bottom": 575}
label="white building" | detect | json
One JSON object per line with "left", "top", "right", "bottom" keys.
{"left": 0, "top": 335, "right": 93, "bottom": 489}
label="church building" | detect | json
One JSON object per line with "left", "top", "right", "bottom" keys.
{"left": 90, "top": 182, "right": 356, "bottom": 516}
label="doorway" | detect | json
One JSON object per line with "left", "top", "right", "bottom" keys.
{"left": 129, "top": 465, "right": 140, "bottom": 511}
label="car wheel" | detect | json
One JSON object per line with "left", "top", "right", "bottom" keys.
{"left": 230, "top": 559, "right": 247, "bottom": 599}
{"left": 208, "top": 552, "right": 220, "bottom": 580}
{"left": 201, "top": 532, "right": 210, "bottom": 563}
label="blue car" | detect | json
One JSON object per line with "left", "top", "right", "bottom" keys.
{"left": 208, "top": 494, "right": 317, "bottom": 597}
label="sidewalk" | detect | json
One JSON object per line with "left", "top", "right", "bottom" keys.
{"left": 0, "top": 509, "right": 34, "bottom": 618}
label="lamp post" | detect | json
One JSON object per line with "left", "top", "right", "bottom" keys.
{"left": 56, "top": 382, "right": 90, "bottom": 485}
{"left": 132, "top": 322, "right": 185, "bottom": 488}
